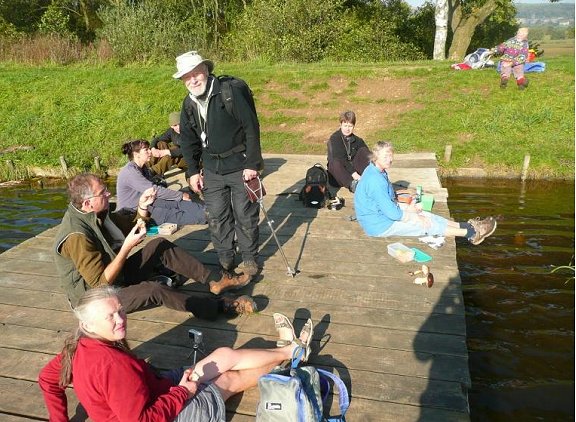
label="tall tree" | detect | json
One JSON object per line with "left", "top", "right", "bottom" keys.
{"left": 447, "top": 0, "right": 500, "bottom": 60}
{"left": 433, "top": 0, "right": 448, "bottom": 59}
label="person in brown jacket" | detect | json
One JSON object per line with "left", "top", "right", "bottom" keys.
{"left": 53, "top": 173, "right": 255, "bottom": 319}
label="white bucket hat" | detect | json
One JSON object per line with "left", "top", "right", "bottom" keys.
{"left": 172, "top": 51, "right": 214, "bottom": 79}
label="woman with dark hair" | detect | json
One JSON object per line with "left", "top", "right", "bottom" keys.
{"left": 326, "top": 111, "right": 371, "bottom": 193}
{"left": 38, "top": 286, "right": 313, "bottom": 422}
{"left": 116, "top": 139, "right": 206, "bottom": 226}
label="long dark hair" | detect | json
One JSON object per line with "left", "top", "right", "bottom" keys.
{"left": 121, "top": 139, "right": 150, "bottom": 160}
{"left": 59, "top": 286, "right": 132, "bottom": 387}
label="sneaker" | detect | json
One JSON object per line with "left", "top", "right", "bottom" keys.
{"left": 221, "top": 295, "right": 257, "bottom": 317}
{"left": 297, "top": 318, "right": 314, "bottom": 362}
{"left": 518, "top": 79, "right": 529, "bottom": 90}
{"left": 237, "top": 260, "right": 259, "bottom": 277}
{"left": 468, "top": 216, "right": 497, "bottom": 246}
{"left": 500, "top": 78, "right": 508, "bottom": 89}
{"left": 209, "top": 272, "right": 251, "bottom": 295}
{"left": 274, "top": 312, "right": 296, "bottom": 347}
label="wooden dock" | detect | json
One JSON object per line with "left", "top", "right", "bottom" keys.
{"left": 0, "top": 153, "right": 470, "bottom": 421}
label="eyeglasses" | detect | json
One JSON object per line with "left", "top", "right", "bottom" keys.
{"left": 86, "top": 187, "right": 111, "bottom": 200}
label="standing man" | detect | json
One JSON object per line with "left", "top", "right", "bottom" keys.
{"left": 174, "top": 51, "right": 263, "bottom": 277}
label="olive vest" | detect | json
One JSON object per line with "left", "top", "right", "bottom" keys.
{"left": 53, "top": 204, "right": 124, "bottom": 307}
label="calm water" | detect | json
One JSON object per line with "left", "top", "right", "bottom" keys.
{"left": 443, "top": 178, "right": 575, "bottom": 421}
{"left": 0, "top": 178, "right": 574, "bottom": 420}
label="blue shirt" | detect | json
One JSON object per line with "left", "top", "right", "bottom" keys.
{"left": 354, "top": 162, "right": 403, "bottom": 236}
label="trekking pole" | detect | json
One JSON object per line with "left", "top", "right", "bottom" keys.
{"left": 245, "top": 177, "right": 297, "bottom": 277}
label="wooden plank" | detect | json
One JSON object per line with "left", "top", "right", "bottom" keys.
{"left": 0, "top": 153, "right": 470, "bottom": 421}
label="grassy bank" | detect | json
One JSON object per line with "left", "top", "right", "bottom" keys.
{"left": 0, "top": 56, "right": 574, "bottom": 181}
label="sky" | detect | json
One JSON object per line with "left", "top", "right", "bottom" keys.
{"left": 405, "top": 0, "right": 575, "bottom": 7}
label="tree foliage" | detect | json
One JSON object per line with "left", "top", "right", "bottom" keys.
{"left": 0, "top": 0, "right": 556, "bottom": 64}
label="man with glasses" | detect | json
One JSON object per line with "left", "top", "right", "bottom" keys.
{"left": 53, "top": 173, "right": 256, "bottom": 320}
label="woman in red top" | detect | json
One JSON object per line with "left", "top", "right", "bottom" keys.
{"left": 38, "top": 286, "right": 313, "bottom": 422}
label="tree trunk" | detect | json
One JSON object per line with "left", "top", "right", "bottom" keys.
{"left": 447, "top": 0, "right": 498, "bottom": 60}
{"left": 433, "top": 0, "right": 449, "bottom": 60}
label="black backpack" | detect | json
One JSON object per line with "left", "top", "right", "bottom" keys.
{"left": 299, "top": 163, "right": 332, "bottom": 208}
{"left": 218, "top": 75, "right": 257, "bottom": 118}
{"left": 184, "top": 74, "right": 256, "bottom": 120}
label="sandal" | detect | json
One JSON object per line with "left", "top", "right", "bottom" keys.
{"left": 297, "top": 318, "right": 314, "bottom": 362}
{"left": 273, "top": 313, "right": 296, "bottom": 347}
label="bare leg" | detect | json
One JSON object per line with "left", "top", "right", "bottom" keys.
{"left": 213, "top": 364, "right": 279, "bottom": 401}
{"left": 445, "top": 225, "right": 467, "bottom": 237}
{"left": 190, "top": 345, "right": 295, "bottom": 384}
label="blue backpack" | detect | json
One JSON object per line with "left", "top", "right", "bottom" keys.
{"left": 256, "top": 348, "right": 349, "bottom": 422}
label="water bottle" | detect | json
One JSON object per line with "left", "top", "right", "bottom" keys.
{"left": 416, "top": 186, "right": 422, "bottom": 203}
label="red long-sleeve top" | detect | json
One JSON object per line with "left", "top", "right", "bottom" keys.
{"left": 38, "top": 337, "right": 189, "bottom": 422}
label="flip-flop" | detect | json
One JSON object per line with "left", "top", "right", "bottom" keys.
{"left": 273, "top": 313, "right": 296, "bottom": 347}
{"left": 297, "top": 318, "right": 314, "bottom": 362}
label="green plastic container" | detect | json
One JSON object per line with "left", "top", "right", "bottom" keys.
{"left": 420, "top": 194, "right": 434, "bottom": 211}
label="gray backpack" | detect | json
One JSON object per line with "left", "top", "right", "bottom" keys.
{"left": 256, "top": 349, "right": 349, "bottom": 422}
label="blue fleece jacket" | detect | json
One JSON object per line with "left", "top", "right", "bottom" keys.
{"left": 354, "top": 162, "right": 403, "bottom": 236}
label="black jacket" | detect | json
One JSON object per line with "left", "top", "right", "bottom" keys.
{"left": 151, "top": 128, "right": 182, "bottom": 158}
{"left": 179, "top": 76, "right": 262, "bottom": 178}
{"left": 327, "top": 130, "right": 368, "bottom": 164}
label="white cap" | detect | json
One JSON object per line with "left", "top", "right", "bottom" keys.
{"left": 172, "top": 51, "right": 214, "bottom": 79}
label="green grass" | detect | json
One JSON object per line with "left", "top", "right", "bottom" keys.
{"left": 0, "top": 56, "right": 573, "bottom": 181}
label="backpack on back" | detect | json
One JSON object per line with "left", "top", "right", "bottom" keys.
{"left": 183, "top": 74, "right": 256, "bottom": 122}
{"left": 256, "top": 349, "right": 349, "bottom": 422}
{"left": 218, "top": 75, "right": 257, "bottom": 118}
{"left": 299, "top": 163, "right": 331, "bottom": 208}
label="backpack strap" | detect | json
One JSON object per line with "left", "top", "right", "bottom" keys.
{"left": 220, "top": 78, "right": 234, "bottom": 117}
{"left": 317, "top": 369, "right": 349, "bottom": 422}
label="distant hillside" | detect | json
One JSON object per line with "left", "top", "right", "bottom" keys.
{"left": 516, "top": 3, "right": 574, "bottom": 26}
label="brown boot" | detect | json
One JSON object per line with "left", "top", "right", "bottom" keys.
{"left": 221, "top": 295, "right": 257, "bottom": 317}
{"left": 209, "top": 272, "right": 251, "bottom": 295}
{"left": 468, "top": 216, "right": 497, "bottom": 245}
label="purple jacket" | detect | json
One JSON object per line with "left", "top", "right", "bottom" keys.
{"left": 116, "top": 161, "right": 183, "bottom": 210}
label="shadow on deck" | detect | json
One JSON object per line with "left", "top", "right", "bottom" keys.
{"left": 0, "top": 153, "right": 470, "bottom": 421}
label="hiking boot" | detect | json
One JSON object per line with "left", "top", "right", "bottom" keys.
{"left": 209, "top": 272, "right": 251, "bottom": 295}
{"left": 221, "top": 295, "right": 257, "bottom": 317}
{"left": 500, "top": 78, "right": 508, "bottom": 89}
{"left": 468, "top": 216, "right": 497, "bottom": 246}
{"left": 237, "top": 260, "right": 259, "bottom": 277}
{"left": 219, "top": 258, "right": 235, "bottom": 272}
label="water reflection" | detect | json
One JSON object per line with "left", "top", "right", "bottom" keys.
{"left": 0, "top": 177, "right": 574, "bottom": 420}
{"left": 0, "top": 183, "right": 68, "bottom": 253}
{"left": 444, "top": 178, "right": 575, "bottom": 422}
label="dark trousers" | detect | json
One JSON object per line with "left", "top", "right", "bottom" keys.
{"left": 203, "top": 169, "right": 260, "bottom": 266}
{"left": 150, "top": 198, "right": 206, "bottom": 226}
{"left": 327, "top": 147, "right": 371, "bottom": 189}
{"left": 118, "top": 238, "right": 219, "bottom": 320}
